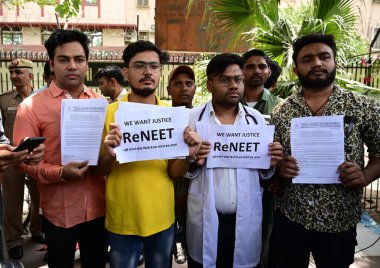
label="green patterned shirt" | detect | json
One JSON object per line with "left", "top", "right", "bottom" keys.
{"left": 271, "top": 85, "right": 380, "bottom": 233}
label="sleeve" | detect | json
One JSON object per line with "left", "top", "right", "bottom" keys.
{"left": 13, "top": 101, "right": 61, "bottom": 184}
{"left": 184, "top": 165, "right": 202, "bottom": 179}
{"left": 99, "top": 103, "right": 114, "bottom": 158}
{"left": 259, "top": 167, "right": 276, "bottom": 180}
{"left": 270, "top": 104, "right": 282, "bottom": 142}
{"left": 362, "top": 99, "right": 380, "bottom": 159}
{"left": 0, "top": 113, "right": 9, "bottom": 144}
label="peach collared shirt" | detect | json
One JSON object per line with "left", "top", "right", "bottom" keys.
{"left": 13, "top": 81, "right": 106, "bottom": 228}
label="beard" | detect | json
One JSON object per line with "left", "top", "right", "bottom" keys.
{"left": 129, "top": 77, "right": 157, "bottom": 97}
{"left": 245, "top": 76, "right": 264, "bottom": 87}
{"left": 130, "top": 85, "right": 156, "bottom": 97}
{"left": 297, "top": 67, "right": 336, "bottom": 89}
{"left": 215, "top": 92, "right": 242, "bottom": 108}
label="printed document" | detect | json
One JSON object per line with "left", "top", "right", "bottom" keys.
{"left": 291, "top": 115, "right": 344, "bottom": 184}
{"left": 61, "top": 98, "right": 107, "bottom": 165}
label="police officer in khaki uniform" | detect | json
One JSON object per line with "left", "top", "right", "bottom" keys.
{"left": 0, "top": 59, "right": 42, "bottom": 260}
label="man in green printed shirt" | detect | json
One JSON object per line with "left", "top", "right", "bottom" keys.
{"left": 272, "top": 33, "right": 380, "bottom": 268}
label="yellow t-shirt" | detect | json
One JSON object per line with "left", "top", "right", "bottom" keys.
{"left": 102, "top": 93, "right": 174, "bottom": 236}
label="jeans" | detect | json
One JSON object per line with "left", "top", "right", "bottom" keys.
{"left": 109, "top": 224, "right": 174, "bottom": 268}
{"left": 42, "top": 216, "right": 108, "bottom": 268}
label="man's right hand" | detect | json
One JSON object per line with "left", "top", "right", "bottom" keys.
{"left": 61, "top": 161, "right": 89, "bottom": 181}
{"left": 0, "top": 144, "right": 28, "bottom": 171}
{"left": 278, "top": 155, "right": 299, "bottom": 180}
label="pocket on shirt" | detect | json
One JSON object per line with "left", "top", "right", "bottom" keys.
{"left": 251, "top": 190, "right": 263, "bottom": 227}
{"left": 188, "top": 177, "right": 203, "bottom": 196}
{"left": 187, "top": 191, "right": 203, "bottom": 229}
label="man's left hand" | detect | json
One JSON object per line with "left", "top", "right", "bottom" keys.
{"left": 269, "top": 142, "right": 283, "bottom": 168}
{"left": 338, "top": 161, "right": 368, "bottom": 187}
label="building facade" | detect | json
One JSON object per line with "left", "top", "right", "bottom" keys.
{"left": 155, "top": 0, "right": 380, "bottom": 52}
{"left": 0, "top": 0, "right": 156, "bottom": 56}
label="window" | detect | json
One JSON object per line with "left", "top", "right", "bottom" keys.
{"left": 1, "top": 29, "right": 22, "bottom": 45}
{"left": 138, "top": 31, "right": 149, "bottom": 41}
{"left": 124, "top": 30, "right": 137, "bottom": 45}
{"left": 84, "top": 31, "right": 103, "bottom": 46}
{"left": 373, "top": 28, "right": 380, "bottom": 49}
{"left": 85, "top": 0, "right": 98, "bottom": 5}
{"left": 137, "top": 0, "right": 149, "bottom": 7}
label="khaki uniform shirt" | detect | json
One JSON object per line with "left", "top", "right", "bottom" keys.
{"left": 0, "top": 90, "right": 23, "bottom": 144}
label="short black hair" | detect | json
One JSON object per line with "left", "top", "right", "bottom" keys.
{"left": 94, "top": 65, "right": 124, "bottom": 85}
{"left": 242, "top": 49, "right": 271, "bottom": 65}
{"left": 44, "top": 29, "right": 90, "bottom": 60}
{"left": 206, "top": 53, "right": 243, "bottom": 79}
{"left": 122, "top": 40, "right": 165, "bottom": 67}
{"left": 264, "top": 60, "right": 282, "bottom": 89}
{"left": 292, "top": 33, "right": 337, "bottom": 65}
{"left": 43, "top": 61, "right": 54, "bottom": 78}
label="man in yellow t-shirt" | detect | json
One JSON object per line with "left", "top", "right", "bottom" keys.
{"left": 93, "top": 40, "right": 200, "bottom": 268}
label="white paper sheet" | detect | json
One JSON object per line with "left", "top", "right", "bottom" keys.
{"left": 61, "top": 98, "right": 107, "bottom": 165}
{"left": 196, "top": 123, "right": 274, "bottom": 169}
{"left": 291, "top": 115, "right": 345, "bottom": 184}
{"left": 114, "top": 102, "right": 189, "bottom": 163}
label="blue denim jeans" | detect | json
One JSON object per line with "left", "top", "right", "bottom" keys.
{"left": 109, "top": 224, "right": 174, "bottom": 268}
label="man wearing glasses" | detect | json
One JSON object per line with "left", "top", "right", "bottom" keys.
{"left": 185, "top": 53, "right": 283, "bottom": 267}
{"left": 93, "top": 41, "right": 201, "bottom": 268}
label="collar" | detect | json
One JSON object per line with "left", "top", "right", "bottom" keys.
{"left": 13, "top": 87, "right": 33, "bottom": 98}
{"left": 116, "top": 88, "right": 128, "bottom": 101}
{"left": 49, "top": 81, "right": 89, "bottom": 98}
{"left": 10, "top": 90, "right": 20, "bottom": 98}
{"left": 292, "top": 83, "right": 342, "bottom": 109}
{"left": 296, "top": 83, "right": 341, "bottom": 95}
{"left": 260, "top": 88, "right": 272, "bottom": 102}
{"left": 207, "top": 101, "right": 244, "bottom": 118}
{"left": 119, "top": 92, "right": 165, "bottom": 105}
{"left": 242, "top": 87, "right": 269, "bottom": 105}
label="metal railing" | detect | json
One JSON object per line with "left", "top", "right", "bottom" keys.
{"left": 0, "top": 53, "right": 216, "bottom": 99}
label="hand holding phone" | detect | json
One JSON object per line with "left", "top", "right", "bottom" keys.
{"left": 14, "top": 137, "right": 46, "bottom": 152}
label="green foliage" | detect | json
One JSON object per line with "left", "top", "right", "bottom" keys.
{"left": 2, "top": 0, "right": 56, "bottom": 7}
{"left": 2, "top": 0, "right": 82, "bottom": 19}
{"left": 337, "top": 76, "right": 380, "bottom": 102}
{"left": 193, "top": 60, "right": 211, "bottom": 106}
{"left": 55, "top": 0, "right": 82, "bottom": 19}
{"left": 187, "top": 0, "right": 378, "bottom": 98}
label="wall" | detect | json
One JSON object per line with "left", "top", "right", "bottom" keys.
{"left": 102, "top": 29, "right": 124, "bottom": 47}
{"left": 22, "top": 27, "right": 41, "bottom": 45}
{"left": 155, "top": 0, "right": 248, "bottom": 52}
{"left": 361, "top": 0, "right": 380, "bottom": 49}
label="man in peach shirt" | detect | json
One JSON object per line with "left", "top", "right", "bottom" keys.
{"left": 13, "top": 29, "right": 107, "bottom": 268}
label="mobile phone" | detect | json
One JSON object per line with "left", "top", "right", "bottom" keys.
{"left": 13, "top": 137, "right": 46, "bottom": 152}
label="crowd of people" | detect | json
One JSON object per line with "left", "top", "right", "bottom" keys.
{"left": 0, "top": 28, "right": 379, "bottom": 268}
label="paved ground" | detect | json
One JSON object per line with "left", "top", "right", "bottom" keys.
{"left": 15, "top": 222, "right": 380, "bottom": 268}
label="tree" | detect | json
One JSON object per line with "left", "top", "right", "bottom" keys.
{"left": 188, "top": 0, "right": 380, "bottom": 101}
{"left": 2, "top": 0, "right": 82, "bottom": 19}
